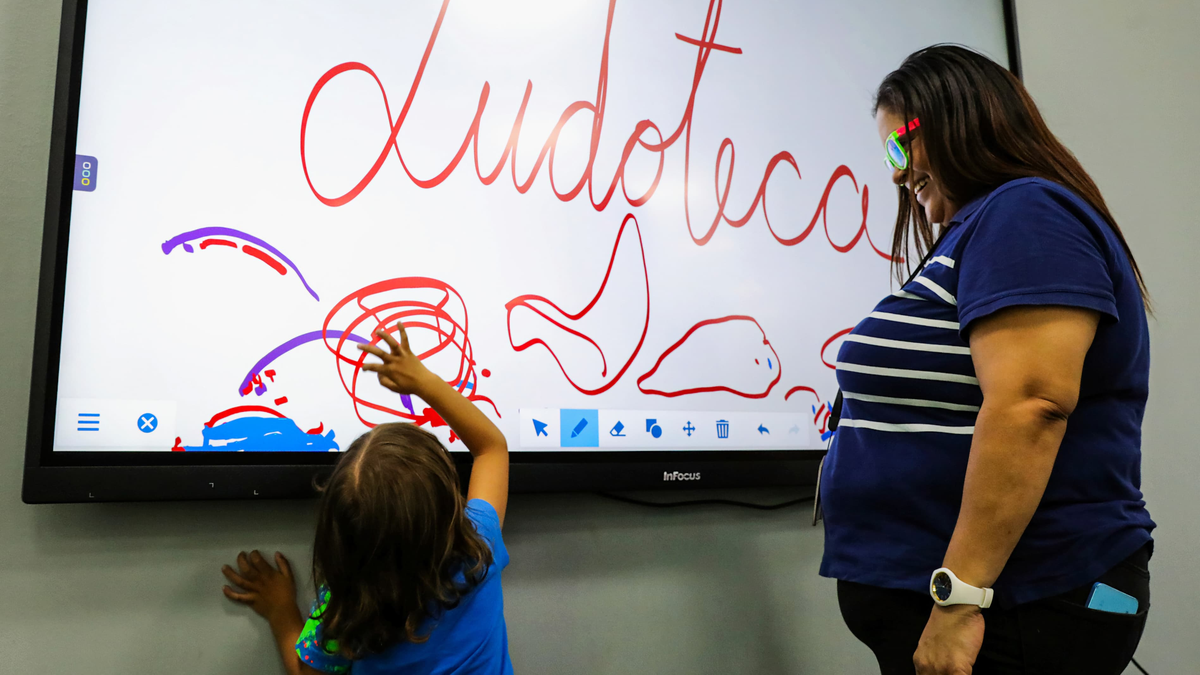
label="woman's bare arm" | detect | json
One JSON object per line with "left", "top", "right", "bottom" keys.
{"left": 942, "top": 305, "right": 1100, "bottom": 587}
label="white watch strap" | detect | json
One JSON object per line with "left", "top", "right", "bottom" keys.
{"left": 980, "top": 586, "right": 995, "bottom": 609}
{"left": 931, "top": 567, "right": 994, "bottom": 609}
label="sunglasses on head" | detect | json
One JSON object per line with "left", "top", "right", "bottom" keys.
{"left": 884, "top": 117, "right": 920, "bottom": 171}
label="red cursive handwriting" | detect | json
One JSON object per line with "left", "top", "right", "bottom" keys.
{"left": 300, "top": 0, "right": 891, "bottom": 257}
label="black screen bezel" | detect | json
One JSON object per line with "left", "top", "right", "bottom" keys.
{"left": 22, "top": 0, "right": 1021, "bottom": 503}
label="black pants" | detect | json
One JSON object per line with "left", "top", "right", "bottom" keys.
{"left": 837, "top": 544, "right": 1151, "bottom": 675}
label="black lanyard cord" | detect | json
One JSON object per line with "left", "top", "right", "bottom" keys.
{"left": 902, "top": 225, "right": 953, "bottom": 287}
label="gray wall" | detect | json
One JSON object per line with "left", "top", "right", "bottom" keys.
{"left": 1016, "top": 1, "right": 1200, "bottom": 671}
{"left": 1, "top": 1, "right": 1195, "bottom": 673}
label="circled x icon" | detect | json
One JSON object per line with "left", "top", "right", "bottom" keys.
{"left": 138, "top": 413, "right": 158, "bottom": 433}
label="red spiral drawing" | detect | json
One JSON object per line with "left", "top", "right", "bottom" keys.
{"left": 322, "top": 277, "right": 498, "bottom": 437}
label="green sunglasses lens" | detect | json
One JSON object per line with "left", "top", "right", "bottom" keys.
{"left": 886, "top": 136, "right": 908, "bottom": 170}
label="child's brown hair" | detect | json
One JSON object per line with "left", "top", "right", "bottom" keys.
{"left": 311, "top": 422, "right": 493, "bottom": 657}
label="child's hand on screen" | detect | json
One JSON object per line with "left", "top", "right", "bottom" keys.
{"left": 358, "top": 323, "right": 437, "bottom": 396}
{"left": 221, "top": 550, "right": 300, "bottom": 625}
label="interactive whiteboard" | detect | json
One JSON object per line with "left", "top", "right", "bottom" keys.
{"left": 45, "top": 0, "right": 1009, "bottom": 460}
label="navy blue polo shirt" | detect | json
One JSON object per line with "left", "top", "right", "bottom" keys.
{"left": 819, "top": 177, "right": 1154, "bottom": 607}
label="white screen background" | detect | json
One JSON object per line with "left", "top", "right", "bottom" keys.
{"left": 53, "top": 0, "right": 1008, "bottom": 452}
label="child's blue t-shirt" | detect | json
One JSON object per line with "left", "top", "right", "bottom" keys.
{"left": 297, "top": 499, "right": 512, "bottom": 674}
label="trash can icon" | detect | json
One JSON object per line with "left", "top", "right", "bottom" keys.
{"left": 716, "top": 420, "right": 730, "bottom": 439}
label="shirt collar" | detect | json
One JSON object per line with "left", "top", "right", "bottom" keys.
{"left": 947, "top": 189, "right": 991, "bottom": 226}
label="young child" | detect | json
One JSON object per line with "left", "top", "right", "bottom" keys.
{"left": 221, "top": 323, "right": 511, "bottom": 674}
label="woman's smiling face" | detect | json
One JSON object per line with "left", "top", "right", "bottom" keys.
{"left": 875, "top": 108, "right": 958, "bottom": 225}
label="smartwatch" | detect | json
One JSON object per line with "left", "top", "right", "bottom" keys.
{"left": 929, "top": 568, "right": 994, "bottom": 608}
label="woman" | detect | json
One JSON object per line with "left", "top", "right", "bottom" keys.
{"left": 819, "top": 45, "right": 1154, "bottom": 675}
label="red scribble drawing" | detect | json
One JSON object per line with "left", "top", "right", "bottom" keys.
{"left": 821, "top": 327, "right": 855, "bottom": 369}
{"left": 274, "top": 397, "right": 288, "bottom": 406}
{"left": 322, "top": 277, "right": 498, "bottom": 438}
{"left": 637, "top": 316, "right": 781, "bottom": 398}
{"left": 783, "top": 325, "right": 856, "bottom": 440}
{"left": 240, "top": 373, "right": 266, "bottom": 397}
{"left": 505, "top": 213, "right": 649, "bottom": 395}
{"left": 785, "top": 385, "right": 821, "bottom": 405}
{"left": 242, "top": 245, "right": 287, "bottom": 275}
{"left": 299, "top": 0, "right": 891, "bottom": 258}
{"left": 204, "top": 405, "right": 286, "bottom": 428}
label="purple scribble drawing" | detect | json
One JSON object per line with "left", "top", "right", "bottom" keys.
{"left": 239, "top": 330, "right": 369, "bottom": 396}
{"left": 239, "top": 329, "right": 416, "bottom": 414}
{"left": 161, "top": 227, "right": 320, "bottom": 301}
{"left": 74, "top": 155, "right": 98, "bottom": 192}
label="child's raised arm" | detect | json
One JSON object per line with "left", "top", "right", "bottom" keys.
{"left": 358, "top": 324, "right": 509, "bottom": 526}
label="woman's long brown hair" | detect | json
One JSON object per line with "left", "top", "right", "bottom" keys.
{"left": 874, "top": 45, "right": 1149, "bottom": 307}
{"left": 311, "top": 423, "right": 493, "bottom": 657}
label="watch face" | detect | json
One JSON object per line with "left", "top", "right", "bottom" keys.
{"left": 933, "top": 572, "right": 953, "bottom": 602}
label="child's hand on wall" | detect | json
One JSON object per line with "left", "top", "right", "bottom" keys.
{"left": 358, "top": 323, "right": 439, "bottom": 396}
{"left": 221, "top": 550, "right": 300, "bottom": 625}
{"left": 223, "top": 552, "right": 317, "bottom": 674}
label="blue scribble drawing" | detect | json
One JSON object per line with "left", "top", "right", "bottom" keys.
{"left": 184, "top": 416, "right": 339, "bottom": 452}
{"left": 820, "top": 401, "right": 835, "bottom": 442}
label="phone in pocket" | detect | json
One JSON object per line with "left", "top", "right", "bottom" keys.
{"left": 1086, "top": 582, "right": 1139, "bottom": 614}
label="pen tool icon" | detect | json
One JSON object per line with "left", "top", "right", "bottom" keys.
{"left": 571, "top": 418, "right": 589, "bottom": 438}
